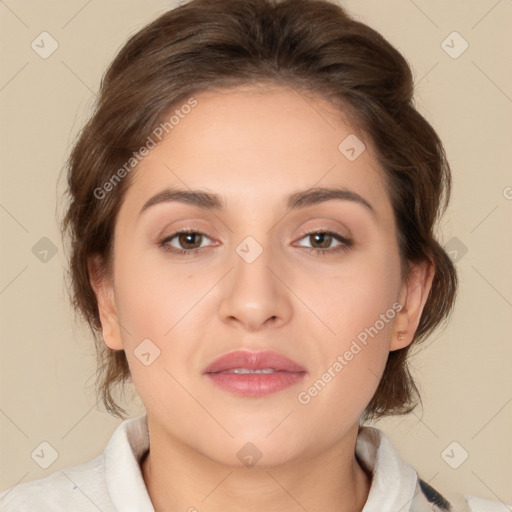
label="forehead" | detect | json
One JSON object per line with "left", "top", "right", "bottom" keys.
{"left": 120, "top": 85, "right": 392, "bottom": 223}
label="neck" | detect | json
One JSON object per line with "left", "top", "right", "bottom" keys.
{"left": 141, "top": 419, "right": 371, "bottom": 512}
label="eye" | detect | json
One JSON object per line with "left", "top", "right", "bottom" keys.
{"left": 158, "top": 228, "right": 354, "bottom": 257}
{"left": 158, "top": 229, "right": 214, "bottom": 256}
{"left": 295, "top": 230, "right": 353, "bottom": 256}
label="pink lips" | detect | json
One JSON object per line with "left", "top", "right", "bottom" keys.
{"left": 203, "top": 350, "right": 307, "bottom": 397}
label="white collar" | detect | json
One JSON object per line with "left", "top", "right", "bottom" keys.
{"left": 356, "top": 426, "right": 419, "bottom": 511}
{"left": 104, "top": 414, "right": 153, "bottom": 510}
{"left": 103, "top": 415, "right": 429, "bottom": 511}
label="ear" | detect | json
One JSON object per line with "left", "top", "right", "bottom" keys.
{"left": 391, "top": 259, "right": 435, "bottom": 351}
{"left": 88, "top": 255, "right": 124, "bottom": 351}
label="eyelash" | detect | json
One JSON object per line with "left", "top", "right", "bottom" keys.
{"left": 158, "top": 228, "right": 354, "bottom": 257}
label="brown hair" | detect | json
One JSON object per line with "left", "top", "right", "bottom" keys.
{"left": 60, "top": 0, "right": 458, "bottom": 420}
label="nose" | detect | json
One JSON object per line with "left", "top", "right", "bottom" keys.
{"left": 217, "top": 241, "right": 293, "bottom": 332}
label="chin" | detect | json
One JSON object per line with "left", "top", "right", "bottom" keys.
{"left": 208, "top": 443, "right": 303, "bottom": 470}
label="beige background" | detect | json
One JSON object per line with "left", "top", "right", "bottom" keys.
{"left": 0, "top": 0, "right": 511, "bottom": 509}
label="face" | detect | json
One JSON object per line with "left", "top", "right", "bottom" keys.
{"left": 93, "top": 84, "right": 432, "bottom": 468}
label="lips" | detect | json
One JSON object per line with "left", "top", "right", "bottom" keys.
{"left": 203, "top": 350, "right": 307, "bottom": 397}
{"left": 203, "top": 350, "right": 307, "bottom": 374}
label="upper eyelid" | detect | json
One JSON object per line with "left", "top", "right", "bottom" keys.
{"left": 161, "top": 227, "right": 351, "bottom": 245}
{"left": 159, "top": 230, "right": 352, "bottom": 259}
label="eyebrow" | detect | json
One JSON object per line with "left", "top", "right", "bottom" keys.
{"left": 139, "top": 186, "right": 376, "bottom": 218}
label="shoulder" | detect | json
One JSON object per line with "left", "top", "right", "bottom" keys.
{"left": 415, "top": 479, "right": 512, "bottom": 512}
{"left": 464, "top": 494, "right": 512, "bottom": 512}
{"left": 413, "top": 469, "right": 511, "bottom": 512}
{"left": 0, "top": 454, "right": 115, "bottom": 512}
{"left": 0, "top": 415, "right": 150, "bottom": 512}
{"left": 358, "top": 426, "right": 510, "bottom": 512}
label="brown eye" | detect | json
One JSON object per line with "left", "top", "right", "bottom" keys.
{"left": 296, "top": 230, "right": 354, "bottom": 256}
{"left": 159, "top": 229, "right": 213, "bottom": 255}
{"left": 308, "top": 233, "right": 335, "bottom": 249}
{"left": 176, "top": 232, "right": 203, "bottom": 250}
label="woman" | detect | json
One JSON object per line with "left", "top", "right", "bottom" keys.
{"left": 0, "top": 0, "right": 506, "bottom": 510}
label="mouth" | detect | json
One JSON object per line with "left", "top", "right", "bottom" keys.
{"left": 203, "top": 350, "right": 307, "bottom": 397}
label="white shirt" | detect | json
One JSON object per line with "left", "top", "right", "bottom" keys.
{"left": 0, "top": 414, "right": 505, "bottom": 511}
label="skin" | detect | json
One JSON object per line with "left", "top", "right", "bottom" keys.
{"left": 90, "top": 84, "right": 434, "bottom": 512}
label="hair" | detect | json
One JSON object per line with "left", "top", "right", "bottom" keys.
{"left": 60, "top": 0, "right": 458, "bottom": 420}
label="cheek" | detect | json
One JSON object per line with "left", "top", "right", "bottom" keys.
{"left": 109, "top": 238, "right": 198, "bottom": 375}
{"left": 113, "top": 247, "right": 207, "bottom": 340}
{"left": 111, "top": 262, "right": 206, "bottom": 416}
{"left": 295, "top": 246, "right": 401, "bottom": 413}
{"left": 311, "top": 243, "right": 401, "bottom": 343}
